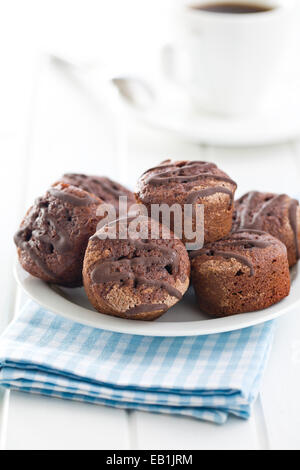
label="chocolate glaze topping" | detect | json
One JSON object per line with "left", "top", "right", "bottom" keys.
{"left": 186, "top": 186, "right": 234, "bottom": 205}
{"left": 63, "top": 173, "right": 130, "bottom": 199}
{"left": 144, "top": 161, "right": 236, "bottom": 186}
{"left": 32, "top": 209, "right": 72, "bottom": 254}
{"left": 289, "top": 199, "right": 300, "bottom": 259}
{"left": 49, "top": 187, "right": 98, "bottom": 207}
{"left": 91, "top": 237, "right": 183, "bottom": 311}
{"left": 238, "top": 192, "right": 285, "bottom": 229}
{"left": 194, "top": 249, "right": 256, "bottom": 276}
{"left": 236, "top": 191, "right": 299, "bottom": 260}
{"left": 14, "top": 228, "right": 55, "bottom": 278}
{"left": 142, "top": 160, "right": 236, "bottom": 207}
{"left": 14, "top": 186, "right": 95, "bottom": 277}
{"left": 190, "top": 231, "right": 274, "bottom": 276}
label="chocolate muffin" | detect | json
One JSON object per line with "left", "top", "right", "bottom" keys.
{"left": 61, "top": 173, "right": 135, "bottom": 213}
{"left": 233, "top": 191, "right": 300, "bottom": 267}
{"left": 135, "top": 160, "right": 237, "bottom": 245}
{"left": 190, "top": 230, "right": 290, "bottom": 316}
{"left": 83, "top": 216, "right": 190, "bottom": 320}
{"left": 14, "top": 182, "right": 103, "bottom": 287}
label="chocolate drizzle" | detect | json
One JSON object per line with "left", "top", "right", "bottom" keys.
{"left": 186, "top": 186, "right": 234, "bottom": 205}
{"left": 236, "top": 191, "right": 300, "bottom": 260}
{"left": 214, "top": 237, "right": 269, "bottom": 249}
{"left": 193, "top": 249, "right": 256, "bottom": 276}
{"left": 190, "top": 232, "right": 273, "bottom": 276}
{"left": 238, "top": 192, "right": 285, "bottom": 230}
{"left": 63, "top": 173, "right": 132, "bottom": 200}
{"left": 289, "top": 199, "right": 299, "bottom": 259}
{"left": 97, "top": 179, "right": 128, "bottom": 198}
{"left": 48, "top": 187, "right": 98, "bottom": 207}
{"left": 14, "top": 187, "right": 91, "bottom": 277}
{"left": 14, "top": 230, "right": 56, "bottom": 278}
{"left": 144, "top": 161, "right": 236, "bottom": 186}
{"left": 142, "top": 161, "right": 236, "bottom": 207}
{"left": 31, "top": 209, "right": 72, "bottom": 254}
{"left": 91, "top": 237, "right": 183, "bottom": 307}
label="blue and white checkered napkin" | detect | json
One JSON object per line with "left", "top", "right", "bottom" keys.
{"left": 0, "top": 301, "right": 274, "bottom": 424}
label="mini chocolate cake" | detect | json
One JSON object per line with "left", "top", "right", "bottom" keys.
{"left": 190, "top": 230, "right": 290, "bottom": 316}
{"left": 83, "top": 216, "right": 190, "bottom": 320}
{"left": 233, "top": 191, "right": 300, "bottom": 267}
{"left": 135, "top": 160, "right": 237, "bottom": 244}
{"left": 14, "top": 182, "right": 102, "bottom": 287}
{"left": 61, "top": 173, "right": 135, "bottom": 212}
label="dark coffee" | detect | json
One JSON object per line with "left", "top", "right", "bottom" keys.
{"left": 191, "top": 2, "right": 273, "bottom": 14}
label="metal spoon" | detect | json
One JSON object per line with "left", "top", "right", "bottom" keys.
{"left": 50, "top": 55, "right": 155, "bottom": 111}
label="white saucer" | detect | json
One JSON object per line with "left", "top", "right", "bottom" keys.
{"left": 15, "top": 262, "right": 300, "bottom": 337}
{"left": 123, "top": 74, "right": 300, "bottom": 147}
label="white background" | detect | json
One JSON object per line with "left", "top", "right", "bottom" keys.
{"left": 1, "top": 0, "right": 300, "bottom": 450}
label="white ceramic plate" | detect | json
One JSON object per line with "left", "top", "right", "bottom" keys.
{"left": 123, "top": 72, "right": 300, "bottom": 147}
{"left": 137, "top": 105, "right": 300, "bottom": 147}
{"left": 15, "top": 262, "right": 300, "bottom": 337}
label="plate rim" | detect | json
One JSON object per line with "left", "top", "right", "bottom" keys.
{"left": 14, "top": 262, "right": 300, "bottom": 337}
{"left": 140, "top": 110, "right": 300, "bottom": 147}
{"left": 120, "top": 83, "right": 300, "bottom": 147}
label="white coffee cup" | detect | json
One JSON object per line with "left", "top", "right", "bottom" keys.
{"left": 164, "top": 0, "right": 295, "bottom": 115}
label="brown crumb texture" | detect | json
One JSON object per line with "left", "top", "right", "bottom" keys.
{"left": 14, "top": 182, "right": 103, "bottom": 287}
{"left": 135, "top": 159, "right": 237, "bottom": 244}
{"left": 233, "top": 191, "right": 300, "bottom": 267}
{"left": 191, "top": 230, "right": 290, "bottom": 316}
{"left": 60, "top": 173, "right": 135, "bottom": 212}
{"left": 83, "top": 217, "right": 190, "bottom": 320}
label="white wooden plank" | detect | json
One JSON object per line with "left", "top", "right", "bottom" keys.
{"left": 257, "top": 141, "right": 300, "bottom": 450}
{"left": 128, "top": 141, "right": 276, "bottom": 449}
{"left": 125, "top": 120, "right": 207, "bottom": 189}
{"left": 260, "top": 309, "right": 300, "bottom": 450}
{"left": 0, "top": 134, "right": 36, "bottom": 331}
{"left": 205, "top": 144, "right": 299, "bottom": 198}
{"left": 131, "top": 409, "right": 261, "bottom": 450}
{"left": 6, "top": 391, "right": 130, "bottom": 450}
{"left": 291, "top": 140, "right": 300, "bottom": 178}
{"left": 7, "top": 38, "right": 300, "bottom": 451}
{"left": 4, "top": 55, "right": 132, "bottom": 451}
{"left": 4, "top": 289, "right": 132, "bottom": 451}
{"left": 22, "top": 55, "right": 121, "bottom": 203}
{"left": 0, "top": 390, "right": 10, "bottom": 450}
{"left": 6, "top": 0, "right": 298, "bottom": 452}
{"left": 0, "top": 49, "right": 37, "bottom": 449}
{"left": 206, "top": 142, "right": 300, "bottom": 450}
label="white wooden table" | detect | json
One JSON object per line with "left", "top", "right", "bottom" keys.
{"left": 1, "top": 50, "right": 300, "bottom": 450}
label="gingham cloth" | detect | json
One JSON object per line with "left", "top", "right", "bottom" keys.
{"left": 0, "top": 300, "right": 274, "bottom": 424}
